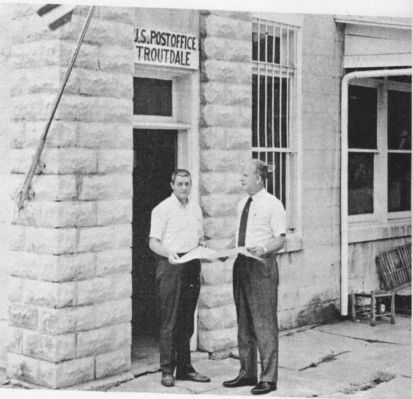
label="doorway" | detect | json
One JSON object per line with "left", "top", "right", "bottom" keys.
{"left": 132, "top": 129, "right": 177, "bottom": 362}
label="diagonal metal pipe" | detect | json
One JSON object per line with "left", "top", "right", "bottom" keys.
{"left": 17, "top": 5, "right": 96, "bottom": 210}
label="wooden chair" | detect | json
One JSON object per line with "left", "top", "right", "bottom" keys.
{"left": 350, "top": 244, "right": 410, "bottom": 326}
{"left": 351, "top": 290, "right": 395, "bottom": 326}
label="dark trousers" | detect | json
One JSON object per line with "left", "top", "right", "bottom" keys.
{"left": 156, "top": 257, "right": 201, "bottom": 374}
{"left": 233, "top": 254, "right": 279, "bottom": 383}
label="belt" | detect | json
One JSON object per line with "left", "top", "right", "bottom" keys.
{"left": 261, "top": 253, "right": 276, "bottom": 259}
{"left": 156, "top": 252, "right": 189, "bottom": 261}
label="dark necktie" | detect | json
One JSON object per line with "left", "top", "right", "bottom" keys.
{"left": 238, "top": 197, "right": 252, "bottom": 247}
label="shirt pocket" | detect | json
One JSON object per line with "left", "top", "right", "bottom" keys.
{"left": 251, "top": 206, "right": 270, "bottom": 227}
{"left": 166, "top": 211, "right": 185, "bottom": 234}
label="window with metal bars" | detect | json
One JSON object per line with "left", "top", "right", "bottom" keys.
{"left": 252, "top": 18, "right": 298, "bottom": 230}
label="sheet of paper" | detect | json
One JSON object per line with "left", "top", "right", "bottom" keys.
{"left": 176, "top": 247, "right": 217, "bottom": 263}
{"left": 176, "top": 246, "right": 262, "bottom": 263}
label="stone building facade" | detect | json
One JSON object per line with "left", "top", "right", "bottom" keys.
{"left": 0, "top": 4, "right": 12, "bottom": 371}
{"left": 5, "top": 5, "right": 134, "bottom": 387}
{"left": 0, "top": 3, "right": 410, "bottom": 389}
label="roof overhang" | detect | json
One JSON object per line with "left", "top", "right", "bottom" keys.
{"left": 334, "top": 15, "right": 412, "bottom": 30}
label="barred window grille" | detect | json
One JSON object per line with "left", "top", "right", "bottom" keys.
{"left": 252, "top": 18, "right": 298, "bottom": 230}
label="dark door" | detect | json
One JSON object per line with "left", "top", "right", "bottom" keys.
{"left": 132, "top": 129, "right": 177, "bottom": 340}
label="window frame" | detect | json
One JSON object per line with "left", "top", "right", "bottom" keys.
{"left": 133, "top": 77, "right": 174, "bottom": 117}
{"left": 386, "top": 82, "right": 412, "bottom": 220}
{"left": 348, "top": 77, "right": 411, "bottom": 227}
{"left": 251, "top": 17, "right": 301, "bottom": 233}
{"left": 132, "top": 63, "right": 201, "bottom": 202}
{"left": 132, "top": 65, "right": 186, "bottom": 130}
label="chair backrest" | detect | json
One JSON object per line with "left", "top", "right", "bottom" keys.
{"left": 376, "top": 243, "right": 411, "bottom": 291}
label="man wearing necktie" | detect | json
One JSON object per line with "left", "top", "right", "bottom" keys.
{"left": 223, "top": 159, "right": 286, "bottom": 395}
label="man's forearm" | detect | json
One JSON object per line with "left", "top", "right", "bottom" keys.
{"left": 149, "top": 238, "right": 170, "bottom": 258}
{"left": 264, "top": 235, "right": 286, "bottom": 253}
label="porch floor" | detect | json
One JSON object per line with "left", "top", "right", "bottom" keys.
{"left": 1, "top": 315, "right": 410, "bottom": 398}
{"left": 113, "top": 315, "right": 411, "bottom": 398}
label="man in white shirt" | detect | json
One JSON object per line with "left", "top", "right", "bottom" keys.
{"left": 149, "top": 169, "right": 210, "bottom": 387}
{"left": 223, "top": 159, "right": 286, "bottom": 395}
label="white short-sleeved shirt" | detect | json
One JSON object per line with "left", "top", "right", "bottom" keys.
{"left": 149, "top": 194, "right": 203, "bottom": 253}
{"left": 236, "top": 188, "right": 286, "bottom": 248}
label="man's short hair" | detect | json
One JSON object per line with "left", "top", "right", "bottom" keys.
{"left": 171, "top": 169, "right": 191, "bottom": 183}
{"left": 251, "top": 159, "right": 269, "bottom": 182}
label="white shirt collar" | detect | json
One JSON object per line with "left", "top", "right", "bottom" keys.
{"left": 171, "top": 193, "right": 190, "bottom": 208}
{"left": 250, "top": 187, "right": 267, "bottom": 201}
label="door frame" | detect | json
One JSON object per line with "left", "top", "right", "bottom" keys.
{"left": 132, "top": 64, "right": 200, "bottom": 350}
{"left": 132, "top": 63, "right": 200, "bottom": 202}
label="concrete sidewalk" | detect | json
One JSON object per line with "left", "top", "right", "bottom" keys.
{"left": 0, "top": 316, "right": 410, "bottom": 398}
{"left": 109, "top": 316, "right": 411, "bottom": 398}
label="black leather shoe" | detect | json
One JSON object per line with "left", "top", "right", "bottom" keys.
{"left": 161, "top": 372, "right": 174, "bottom": 387}
{"left": 223, "top": 376, "right": 258, "bottom": 387}
{"left": 176, "top": 371, "right": 211, "bottom": 383}
{"left": 251, "top": 381, "right": 277, "bottom": 395}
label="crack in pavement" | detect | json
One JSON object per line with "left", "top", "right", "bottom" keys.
{"left": 279, "top": 365, "right": 298, "bottom": 371}
{"left": 132, "top": 367, "right": 161, "bottom": 379}
{"left": 341, "top": 373, "right": 395, "bottom": 394}
{"left": 317, "top": 329, "right": 406, "bottom": 345}
{"left": 282, "top": 324, "right": 319, "bottom": 337}
{"left": 299, "top": 350, "right": 351, "bottom": 371}
{"left": 104, "top": 367, "right": 161, "bottom": 390}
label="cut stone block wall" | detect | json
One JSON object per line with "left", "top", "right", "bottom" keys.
{"left": 197, "top": 12, "right": 346, "bottom": 353}
{"left": 198, "top": 10, "right": 252, "bottom": 352}
{"left": 6, "top": 5, "right": 133, "bottom": 388}
{"left": 0, "top": 3, "right": 12, "bottom": 370}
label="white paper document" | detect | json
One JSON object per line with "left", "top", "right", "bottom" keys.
{"left": 176, "top": 246, "right": 261, "bottom": 264}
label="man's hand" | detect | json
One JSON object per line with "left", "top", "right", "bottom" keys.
{"left": 247, "top": 246, "right": 266, "bottom": 258}
{"left": 198, "top": 238, "right": 207, "bottom": 247}
{"left": 168, "top": 252, "right": 180, "bottom": 264}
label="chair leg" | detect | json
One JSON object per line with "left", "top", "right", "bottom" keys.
{"left": 351, "top": 292, "right": 356, "bottom": 321}
{"left": 390, "top": 292, "right": 396, "bottom": 324}
{"left": 370, "top": 292, "right": 376, "bottom": 327}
